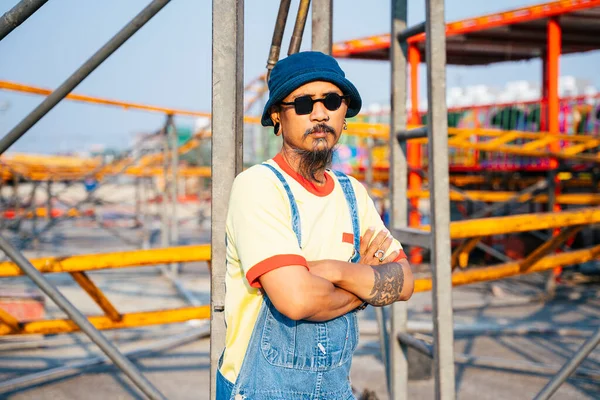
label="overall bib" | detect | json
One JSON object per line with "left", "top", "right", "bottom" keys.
{"left": 217, "top": 166, "right": 362, "bottom": 400}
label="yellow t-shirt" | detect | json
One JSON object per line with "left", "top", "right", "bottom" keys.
{"left": 220, "top": 154, "right": 405, "bottom": 383}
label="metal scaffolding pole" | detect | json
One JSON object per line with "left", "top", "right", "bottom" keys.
{"left": 534, "top": 328, "right": 600, "bottom": 400}
{"left": 161, "top": 119, "right": 171, "bottom": 252}
{"left": 288, "top": 0, "right": 311, "bottom": 55}
{"left": 311, "top": 0, "right": 332, "bottom": 54}
{"left": 0, "top": 0, "right": 171, "bottom": 155}
{"left": 46, "top": 181, "right": 52, "bottom": 221}
{"left": 0, "top": 236, "right": 167, "bottom": 400}
{"left": 0, "top": 0, "right": 48, "bottom": 41}
{"left": 389, "top": 1, "right": 410, "bottom": 398}
{"left": 169, "top": 120, "right": 180, "bottom": 274}
{"left": 211, "top": 0, "right": 244, "bottom": 398}
{"left": 266, "top": 0, "right": 291, "bottom": 78}
{"left": 425, "top": 0, "right": 456, "bottom": 397}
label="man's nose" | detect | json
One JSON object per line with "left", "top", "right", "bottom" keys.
{"left": 310, "top": 100, "right": 329, "bottom": 122}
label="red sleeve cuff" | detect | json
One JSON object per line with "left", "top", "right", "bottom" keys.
{"left": 245, "top": 254, "right": 308, "bottom": 288}
{"left": 393, "top": 249, "right": 407, "bottom": 262}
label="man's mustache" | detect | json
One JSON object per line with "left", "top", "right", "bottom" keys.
{"left": 303, "top": 123, "right": 335, "bottom": 138}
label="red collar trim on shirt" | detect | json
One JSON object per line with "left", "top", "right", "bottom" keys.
{"left": 273, "top": 153, "right": 335, "bottom": 197}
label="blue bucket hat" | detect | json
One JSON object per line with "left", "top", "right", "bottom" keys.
{"left": 261, "top": 51, "right": 362, "bottom": 127}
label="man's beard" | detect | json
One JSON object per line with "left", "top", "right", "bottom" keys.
{"left": 287, "top": 123, "right": 336, "bottom": 183}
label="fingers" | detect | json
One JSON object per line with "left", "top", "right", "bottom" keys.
{"left": 366, "top": 230, "right": 389, "bottom": 258}
{"left": 359, "top": 226, "right": 375, "bottom": 256}
{"left": 383, "top": 250, "right": 399, "bottom": 264}
{"left": 380, "top": 234, "right": 393, "bottom": 253}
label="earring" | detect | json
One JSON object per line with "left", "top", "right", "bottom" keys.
{"left": 273, "top": 122, "right": 280, "bottom": 135}
{"left": 343, "top": 120, "right": 348, "bottom": 130}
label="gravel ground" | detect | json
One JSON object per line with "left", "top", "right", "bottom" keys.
{"left": 1, "top": 217, "right": 599, "bottom": 399}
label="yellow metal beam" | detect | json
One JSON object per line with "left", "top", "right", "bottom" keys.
{"left": 70, "top": 272, "right": 122, "bottom": 322}
{"left": 0, "top": 245, "right": 211, "bottom": 277}
{"left": 481, "top": 132, "right": 522, "bottom": 147}
{"left": 415, "top": 244, "right": 600, "bottom": 293}
{"left": 0, "top": 306, "right": 210, "bottom": 336}
{"left": 451, "top": 237, "right": 482, "bottom": 269}
{"left": 445, "top": 207, "right": 600, "bottom": 239}
{"left": 519, "top": 226, "right": 582, "bottom": 272}
{"left": 409, "top": 190, "right": 600, "bottom": 205}
{"left": 0, "top": 308, "right": 20, "bottom": 333}
{"left": 520, "top": 136, "right": 559, "bottom": 151}
{"left": 561, "top": 139, "right": 600, "bottom": 156}
{"left": 1, "top": 209, "right": 596, "bottom": 277}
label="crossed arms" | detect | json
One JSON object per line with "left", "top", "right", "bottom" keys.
{"left": 258, "top": 228, "right": 414, "bottom": 322}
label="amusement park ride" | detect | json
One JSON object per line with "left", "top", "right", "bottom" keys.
{"left": 0, "top": 1, "right": 599, "bottom": 399}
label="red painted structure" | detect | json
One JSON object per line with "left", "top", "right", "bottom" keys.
{"left": 333, "top": 0, "right": 600, "bottom": 144}
{"left": 333, "top": 0, "right": 600, "bottom": 263}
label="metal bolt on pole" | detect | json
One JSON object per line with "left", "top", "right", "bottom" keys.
{"left": 0, "top": 0, "right": 171, "bottom": 156}
{"left": 0, "top": 235, "right": 167, "bottom": 400}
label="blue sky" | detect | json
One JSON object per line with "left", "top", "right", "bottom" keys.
{"left": 1, "top": 0, "right": 599, "bottom": 154}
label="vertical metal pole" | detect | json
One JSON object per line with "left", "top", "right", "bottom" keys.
{"left": 546, "top": 17, "right": 562, "bottom": 296}
{"left": 365, "top": 137, "right": 374, "bottom": 193}
{"left": 288, "top": 0, "right": 311, "bottom": 55}
{"left": 31, "top": 182, "right": 39, "bottom": 250}
{"left": 46, "top": 181, "right": 52, "bottom": 220}
{"left": 143, "top": 177, "right": 151, "bottom": 249}
{"left": 211, "top": 1, "right": 244, "bottom": 398}
{"left": 12, "top": 175, "right": 19, "bottom": 215}
{"left": 540, "top": 54, "right": 548, "bottom": 132}
{"left": 135, "top": 177, "right": 141, "bottom": 227}
{"left": 266, "top": 0, "right": 291, "bottom": 78}
{"left": 408, "top": 43, "right": 423, "bottom": 264}
{"left": 534, "top": 328, "right": 600, "bottom": 400}
{"left": 0, "top": 0, "right": 48, "bottom": 41}
{"left": 425, "top": 0, "right": 456, "bottom": 398}
{"left": 311, "top": 0, "right": 332, "bottom": 54}
{"left": 390, "top": 1, "right": 409, "bottom": 399}
{"left": 161, "top": 121, "right": 171, "bottom": 251}
{"left": 169, "top": 121, "right": 180, "bottom": 274}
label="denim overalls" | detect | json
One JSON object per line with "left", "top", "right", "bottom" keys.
{"left": 217, "top": 166, "right": 362, "bottom": 400}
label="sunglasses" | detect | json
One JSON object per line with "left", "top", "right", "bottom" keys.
{"left": 280, "top": 93, "right": 349, "bottom": 115}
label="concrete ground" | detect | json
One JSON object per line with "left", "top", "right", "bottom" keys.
{"left": 1, "top": 218, "right": 599, "bottom": 399}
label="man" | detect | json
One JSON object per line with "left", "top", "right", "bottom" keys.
{"left": 217, "top": 51, "right": 414, "bottom": 400}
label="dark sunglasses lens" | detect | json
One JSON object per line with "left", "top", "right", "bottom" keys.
{"left": 294, "top": 96, "right": 314, "bottom": 115}
{"left": 324, "top": 93, "right": 343, "bottom": 111}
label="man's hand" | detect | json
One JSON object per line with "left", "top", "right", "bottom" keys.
{"left": 307, "top": 228, "right": 414, "bottom": 307}
{"left": 308, "top": 228, "right": 397, "bottom": 282}
{"left": 358, "top": 227, "right": 400, "bottom": 266}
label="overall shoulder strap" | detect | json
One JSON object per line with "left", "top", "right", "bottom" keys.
{"left": 261, "top": 163, "right": 302, "bottom": 248}
{"left": 332, "top": 170, "right": 361, "bottom": 262}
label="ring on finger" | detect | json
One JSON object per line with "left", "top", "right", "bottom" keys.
{"left": 374, "top": 249, "right": 385, "bottom": 262}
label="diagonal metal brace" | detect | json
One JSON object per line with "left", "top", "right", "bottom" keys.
{"left": 519, "top": 226, "right": 583, "bottom": 272}
{"left": 0, "top": 0, "right": 48, "bottom": 41}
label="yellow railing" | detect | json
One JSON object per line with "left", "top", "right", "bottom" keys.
{"left": 0, "top": 245, "right": 211, "bottom": 336}
{"left": 2, "top": 208, "right": 599, "bottom": 335}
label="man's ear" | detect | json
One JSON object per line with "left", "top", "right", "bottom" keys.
{"left": 270, "top": 107, "right": 281, "bottom": 136}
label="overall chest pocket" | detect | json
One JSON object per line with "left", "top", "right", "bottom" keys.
{"left": 260, "top": 301, "right": 358, "bottom": 372}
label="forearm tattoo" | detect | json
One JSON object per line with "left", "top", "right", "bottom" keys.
{"left": 366, "top": 262, "right": 405, "bottom": 306}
